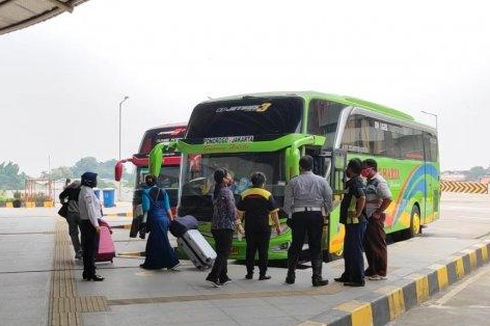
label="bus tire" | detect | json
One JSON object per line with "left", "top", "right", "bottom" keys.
{"left": 404, "top": 205, "right": 421, "bottom": 239}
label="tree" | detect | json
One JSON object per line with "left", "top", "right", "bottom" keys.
{"left": 467, "top": 166, "right": 486, "bottom": 182}
{"left": 71, "top": 157, "right": 100, "bottom": 178}
{"left": 41, "top": 166, "right": 74, "bottom": 181}
{"left": 0, "top": 161, "right": 27, "bottom": 190}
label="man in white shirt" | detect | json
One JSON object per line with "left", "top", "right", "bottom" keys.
{"left": 78, "top": 172, "right": 104, "bottom": 281}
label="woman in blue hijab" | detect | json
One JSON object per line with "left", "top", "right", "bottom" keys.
{"left": 140, "top": 175, "right": 180, "bottom": 270}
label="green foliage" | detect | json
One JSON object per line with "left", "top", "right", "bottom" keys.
{"left": 41, "top": 166, "right": 73, "bottom": 180}
{"left": 0, "top": 162, "right": 27, "bottom": 190}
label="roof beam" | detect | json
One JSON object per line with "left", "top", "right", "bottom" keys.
{"left": 45, "top": 0, "right": 74, "bottom": 13}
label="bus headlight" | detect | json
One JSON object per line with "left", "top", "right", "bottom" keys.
{"left": 271, "top": 225, "right": 290, "bottom": 238}
{"left": 271, "top": 242, "right": 290, "bottom": 252}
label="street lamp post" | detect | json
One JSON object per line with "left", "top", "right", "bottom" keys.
{"left": 118, "top": 96, "right": 129, "bottom": 201}
{"left": 118, "top": 96, "right": 129, "bottom": 161}
{"left": 421, "top": 110, "right": 438, "bottom": 132}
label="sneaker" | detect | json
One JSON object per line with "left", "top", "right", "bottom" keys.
{"left": 259, "top": 275, "right": 272, "bottom": 281}
{"left": 220, "top": 277, "right": 232, "bottom": 286}
{"left": 368, "top": 275, "right": 387, "bottom": 281}
{"left": 206, "top": 277, "right": 221, "bottom": 288}
{"left": 169, "top": 262, "right": 181, "bottom": 271}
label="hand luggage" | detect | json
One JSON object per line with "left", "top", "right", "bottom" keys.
{"left": 97, "top": 223, "right": 116, "bottom": 263}
{"left": 177, "top": 229, "right": 216, "bottom": 270}
{"left": 170, "top": 215, "right": 199, "bottom": 237}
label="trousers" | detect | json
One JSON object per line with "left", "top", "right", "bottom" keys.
{"left": 287, "top": 211, "right": 324, "bottom": 280}
{"left": 245, "top": 230, "right": 271, "bottom": 276}
{"left": 342, "top": 222, "right": 366, "bottom": 283}
{"left": 80, "top": 220, "right": 99, "bottom": 278}
{"left": 207, "top": 229, "right": 234, "bottom": 282}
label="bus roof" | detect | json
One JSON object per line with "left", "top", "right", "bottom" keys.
{"left": 145, "top": 122, "right": 187, "bottom": 131}
{"left": 201, "top": 91, "right": 422, "bottom": 126}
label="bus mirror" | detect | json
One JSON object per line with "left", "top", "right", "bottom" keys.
{"left": 149, "top": 143, "right": 164, "bottom": 177}
{"left": 115, "top": 161, "right": 124, "bottom": 182}
{"left": 286, "top": 147, "right": 301, "bottom": 179}
{"left": 331, "top": 149, "right": 347, "bottom": 195}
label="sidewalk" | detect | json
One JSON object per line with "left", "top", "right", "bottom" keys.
{"left": 1, "top": 193, "right": 489, "bottom": 326}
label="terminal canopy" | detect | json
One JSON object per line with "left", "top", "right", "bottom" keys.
{"left": 0, "top": 0, "right": 90, "bottom": 36}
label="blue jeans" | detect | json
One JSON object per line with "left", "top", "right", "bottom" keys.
{"left": 343, "top": 222, "right": 365, "bottom": 283}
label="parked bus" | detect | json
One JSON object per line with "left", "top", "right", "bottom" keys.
{"left": 115, "top": 123, "right": 187, "bottom": 218}
{"left": 150, "top": 92, "right": 439, "bottom": 261}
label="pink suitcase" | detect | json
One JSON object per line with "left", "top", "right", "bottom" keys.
{"left": 97, "top": 223, "right": 116, "bottom": 263}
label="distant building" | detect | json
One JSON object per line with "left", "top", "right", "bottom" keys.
{"left": 441, "top": 172, "right": 466, "bottom": 182}
{"left": 480, "top": 177, "right": 490, "bottom": 185}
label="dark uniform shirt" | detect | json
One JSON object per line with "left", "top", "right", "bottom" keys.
{"left": 237, "top": 188, "right": 279, "bottom": 233}
{"left": 340, "top": 176, "right": 366, "bottom": 224}
{"left": 212, "top": 186, "right": 237, "bottom": 230}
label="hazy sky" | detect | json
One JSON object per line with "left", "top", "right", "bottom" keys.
{"left": 1, "top": 0, "right": 489, "bottom": 176}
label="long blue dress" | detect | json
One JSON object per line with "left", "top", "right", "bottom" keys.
{"left": 140, "top": 186, "right": 179, "bottom": 270}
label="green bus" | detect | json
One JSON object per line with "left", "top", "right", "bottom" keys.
{"left": 150, "top": 91, "right": 440, "bottom": 261}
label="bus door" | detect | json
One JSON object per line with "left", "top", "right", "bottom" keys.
{"left": 308, "top": 148, "right": 346, "bottom": 259}
{"left": 423, "top": 133, "right": 439, "bottom": 223}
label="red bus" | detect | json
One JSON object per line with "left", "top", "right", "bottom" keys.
{"left": 115, "top": 123, "right": 187, "bottom": 221}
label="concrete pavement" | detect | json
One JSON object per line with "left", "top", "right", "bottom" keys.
{"left": 0, "top": 193, "right": 489, "bottom": 326}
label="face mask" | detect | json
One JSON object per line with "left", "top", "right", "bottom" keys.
{"left": 361, "top": 168, "right": 374, "bottom": 178}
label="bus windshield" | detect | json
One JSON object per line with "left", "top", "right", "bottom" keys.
{"left": 136, "top": 165, "right": 181, "bottom": 207}
{"left": 179, "top": 152, "right": 285, "bottom": 221}
{"left": 186, "top": 97, "right": 303, "bottom": 142}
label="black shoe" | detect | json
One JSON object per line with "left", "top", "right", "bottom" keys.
{"left": 312, "top": 278, "right": 329, "bottom": 287}
{"left": 334, "top": 277, "right": 349, "bottom": 283}
{"left": 84, "top": 274, "right": 104, "bottom": 281}
{"left": 285, "top": 275, "right": 295, "bottom": 285}
{"left": 206, "top": 276, "right": 221, "bottom": 288}
{"left": 344, "top": 281, "right": 365, "bottom": 287}
{"left": 259, "top": 275, "right": 271, "bottom": 281}
{"left": 245, "top": 273, "right": 253, "bottom": 280}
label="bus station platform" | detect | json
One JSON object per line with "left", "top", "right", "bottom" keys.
{"left": 1, "top": 193, "right": 489, "bottom": 326}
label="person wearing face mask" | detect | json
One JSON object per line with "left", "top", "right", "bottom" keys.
{"left": 334, "top": 158, "right": 367, "bottom": 287}
{"left": 206, "top": 168, "right": 239, "bottom": 288}
{"left": 78, "top": 172, "right": 104, "bottom": 281}
{"left": 361, "top": 159, "right": 393, "bottom": 280}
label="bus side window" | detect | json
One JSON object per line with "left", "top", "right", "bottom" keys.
{"left": 423, "top": 133, "right": 438, "bottom": 162}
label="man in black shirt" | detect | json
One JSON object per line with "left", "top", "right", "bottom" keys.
{"left": 237, "top": 172, "right": 281, "bottom": 280}
{"left": 335, "top": 158, "right": 367, "bottom": 287}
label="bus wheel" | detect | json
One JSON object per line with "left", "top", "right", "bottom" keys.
{"left": 404, "top": 205, "right": 421, "bottom": 239}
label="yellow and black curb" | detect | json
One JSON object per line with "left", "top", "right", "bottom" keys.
{"left": 3, "top": 201, "right": 55, "bottom": 208}
{"left": 299, "top": 240, "right": 490, "bottom": 326}
{"left": 104, "top": 212, "right": 133, "bottom": 218}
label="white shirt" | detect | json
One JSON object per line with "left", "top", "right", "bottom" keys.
{"left": 365, "top": 173, "right": 392, "bottom": 218}
{"left": 78, "top": 185, "right": 102, "bottom": 227}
